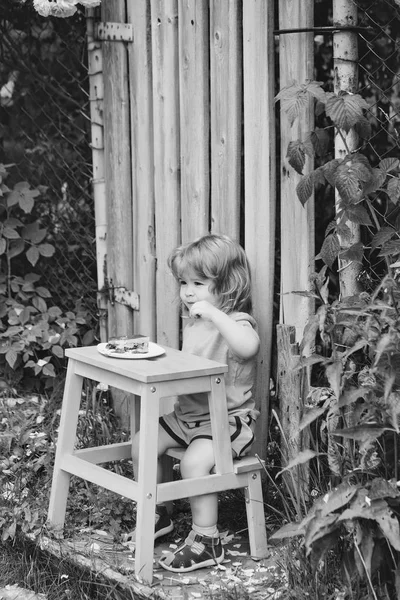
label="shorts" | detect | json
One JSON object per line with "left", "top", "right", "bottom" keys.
{"left": 159, "top": 411, "right": 256, "bottom": 458}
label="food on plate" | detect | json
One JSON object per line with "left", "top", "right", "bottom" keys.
{"left": 105, "top": 335, "right": 150, "bottom": 354}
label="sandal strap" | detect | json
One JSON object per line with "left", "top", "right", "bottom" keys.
{"left": 161, "top": 529, "right": 221, "bottom": 568}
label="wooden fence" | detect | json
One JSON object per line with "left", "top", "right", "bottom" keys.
{"left": 88, "top": 0, "right": 316, "bottom": 458}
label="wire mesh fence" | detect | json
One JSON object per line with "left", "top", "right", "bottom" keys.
{"left": 355, "top": 0, "right": 400, "bottom": 287}
{"left": 312, "top": 0, "right": 400, "bottom": 290}
{"left": 0, "top": 3, "right": 97, "bottom": 325}
{"left": 1, "top": 0, "right": 399, "bottom": 337}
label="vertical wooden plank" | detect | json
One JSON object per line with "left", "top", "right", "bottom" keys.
{"left": 151, "top": 0, "right": 181, "bottom": 348}
{"left": 243, "top": 0, "right": 276, "bottom": 459}
{"left": 102, "top": 0, "right": 133, "bottom": 338}
{"left": 86, "top": 9, "right": 108, "bottom": 342}
{"left": 210, "top": 0, "right": 242, "bottom": 241}
{"left": 279, "top": 1, "right": 315, "bottom": 341}
{"left": 178, "top": 0, "right": 210, "bottom": 243}
{"left": 127, "top": 0, "right": 157, "bottom": 341}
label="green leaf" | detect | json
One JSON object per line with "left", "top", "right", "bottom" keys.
{"left": 19, "top": 189, "right": 39, "bottom": 214}
{"left": 335, "top": 158, "right": 371, "bottom": 203}
{"left": 26, "top": 246, "right": 40, "bottom": 266}
{"left": 22, "top": 223, "right": 47, "bottom": 244}
{"left": 339, "top": 242, "right": 364, "bottom": 263}
{"left": 308, "top": 128, "right": 330, "bottom": 157}
{"left": 38, "top": 243, "right": 55, "bottom": 257}
{"left": 32, "top": 296, "right": 47, "bottom": 313}
{"left": 322, "top": 159, "right": 342, "bottom": 186}
{"left": 7, "top": 239, "right": 25, "bottom": 259}
{"left": 276, "top": 449, "right": 322, "bottom": 477}
{"left": 338, "top": 386, "right": 369, "bottom": 408}
{"left": 378, "top": 240, "right": 400, "bottom": 257}
{"left": 379, "top": 157, "right": 400, "bottom": 173}
{"left": 371, "top": 227, "right": 396, "bottom": 251}
{"left": 36, "top": 286, "right": 52, "bottom": 298}
{"left": 276, "top": 81, "right": 326, "bottom": 127}
{"left": 6, "top": 348, "right": 18, "bottom": 369}
{"left": 369, "top": 478, "right": 399, "bottom": 501}
{"left": 6, "top": 189, "right": 22, "bottom": 207}
{"left": 52, "top": 345, "right": 64, "bottom": 358}
{"left": 364, "top": 167, "right": 387, "bottom": 195}
{"left": 318, "top": 483, "right": 359, "bottom": 517}
{"left": 325, "top": 92, "right": 369, "bottom": 132}
{"left": 340, "top": 205, "right": 372, "bottom": 226}
{"left": 296, "top": 172, "right": 314, "bottom": 205}
{"left": 326, "top": 361, "right": 342, "bottom": 400}
{"left": 2, "top": 226, "right": 20, "bottom": 239}
{"left": 354, "top": 115, "right": 372, "bottom": 139}
{"left": 299, "top": 405, "right": 328, "bottom": 431}
{"left": 43, "top": 363, "right": 56, "bottom": 377}
{"left": 387, "top": 177, "right": 400, "bottom": 204}
{"left": 332, "top": 424, "right": 390, "bottom": 442}
{"left": 270, "top": 521, "right": 305, "bottom": 540}
{"left": 287, "top": 139, "right": 313, "bottom": 175}
{"left": 316, "top": 233, "right": 340, "bottom": 268}
{"left": 0, "top": 238, "right": 6, "bottom": 255}
{"left": 82, "top": 329, "right": 95, "bottom": 346}
{"left": 304, "top": 513, "right": 339, "bottom": 557}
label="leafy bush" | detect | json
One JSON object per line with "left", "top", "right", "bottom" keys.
{"left": 0, "top": 386, "right": 133, "bottom": 543}
{"left": 276, "top": 82, "right": 400, "bottom": 275}
{"left": 0, "top": 163, "right": 95, "bottom": 392}
{"left": 272, "top": 84, "right": 400, "bottom": 597}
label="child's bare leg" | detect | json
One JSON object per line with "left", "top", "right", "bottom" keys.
{"left": 159, "top": 438, "right": 226, "bottom": 571}
{"left": 180, "top": 438, "right": 218, "bottom": 528}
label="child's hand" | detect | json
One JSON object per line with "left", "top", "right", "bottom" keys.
{"left": 189, "top": 301, "right": 219, "bottom": 322}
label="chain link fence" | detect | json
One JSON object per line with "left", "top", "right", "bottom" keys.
{"left": 1, "top": 1, "right": 399, "bottom": 334}
{"left": 0, "top": 2, "right": 97, "bottom": 325}
{"left": 313, "top": 0, "right": 400, "bottom": 289}
{"left": 355, "top": 0, "right": 400, "bottom": 287}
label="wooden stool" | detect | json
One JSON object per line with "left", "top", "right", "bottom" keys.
{"left": 47, "top": 345, "right": 268, "bottom": 583}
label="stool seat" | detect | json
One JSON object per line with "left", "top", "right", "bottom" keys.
{"left": 47, "top": 345, "right": 268, "bottom": 584}
{"left": 165, "top": 447, "right": 264, "bottom": 473}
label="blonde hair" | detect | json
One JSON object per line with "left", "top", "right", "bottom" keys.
{"left": 168, "top": 234, "right": 253, "bottom": 313}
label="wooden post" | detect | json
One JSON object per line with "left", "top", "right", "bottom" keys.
{"left": 86, "top": 9, "right": 107, "bottom": 343}
{"left": 333, "top": 0, "right": 362, "bottom": 297}
{"left": 279, "top": 0, "right": 315, "bottom": 343}
{"left": 102, "top": 0, "right": 133, "bottom": 339}
{"left": 277, "top": 325, "right": 308, "bottom": 498}
{"left": 243, "top": 0, "right": 276, "bottom": 459}
{"left": 151, "top": 0, "right": 181, "bottom": 349}
{"left": 210, "top": 0, "right": 242, "bottom": 241}
{"left": 127, "top": 0, "right": 157, "bottom": 341}
{"left": 178, "top": 0, "right": 209, "bottom": 243}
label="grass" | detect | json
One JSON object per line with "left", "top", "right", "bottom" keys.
{"left": 0, "top": 535, "right": 138, "bottom": 600}
{"left": 3, "top": 384, "right": 394, "bottom": 600}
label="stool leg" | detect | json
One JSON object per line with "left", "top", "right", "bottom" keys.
{"left": 134, "top": 385, "right": 160, "bottom": 584}
{"left": 244, "top": 471, "right": 269, "bottom": 558}
{"left": 47, "top": 360, "right": 83, "bottom": 535}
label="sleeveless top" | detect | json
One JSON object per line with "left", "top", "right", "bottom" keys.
{"left": 173, "top": 312, "right": 260, "bottom": 423}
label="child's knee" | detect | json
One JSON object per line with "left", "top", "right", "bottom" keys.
{"left": 180, "top": 452, "right": 212, "bottom": 479}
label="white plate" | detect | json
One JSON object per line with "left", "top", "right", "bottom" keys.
{"left": 97, "top": 342, "right": 165, "bottom": 360}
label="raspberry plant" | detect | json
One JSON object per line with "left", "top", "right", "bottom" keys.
{"left": 0, "top": 163, "right": 95, "bottom": 392}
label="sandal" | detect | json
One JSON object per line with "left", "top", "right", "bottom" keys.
{"left": 122, "top": 505, "right": 174, "bottom": 544}
{"left": 159, "top": 530, "right": 224, "bottom": 572}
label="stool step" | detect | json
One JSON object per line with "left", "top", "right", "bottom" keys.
{"left": 165, "top": 447, "right": 265, "bottom": 474}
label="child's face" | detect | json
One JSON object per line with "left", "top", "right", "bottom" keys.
{"left": 178, "top": 269, "right": 219, "bottom": 311}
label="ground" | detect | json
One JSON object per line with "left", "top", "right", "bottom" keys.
{"left": 31, "top": 527, "right": 287, "bottom": 600}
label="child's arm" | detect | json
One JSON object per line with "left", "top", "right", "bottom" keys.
{"left": 188, "top": 301, "right": 259, "bottom": 360}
